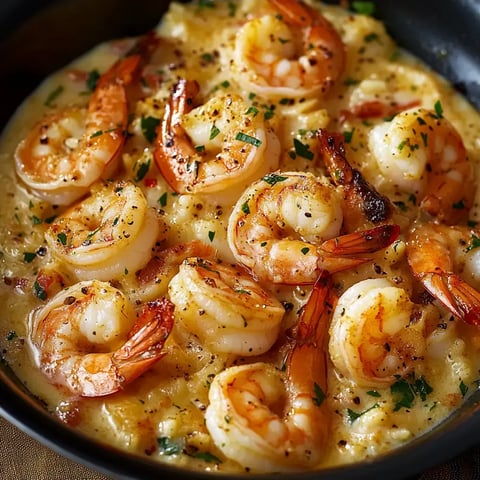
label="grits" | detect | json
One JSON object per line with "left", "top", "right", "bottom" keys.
{"left": 1, "top": 0, "right": 480, "bottom": 474}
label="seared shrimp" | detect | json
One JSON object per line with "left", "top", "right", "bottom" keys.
{"left": 154, "top": 79, "right": 280, "bottom": 195}
{"left": 15, "top": 53, "right": 141, "bottom": 206}
{"left": 28, "top": 280, "right": 174, "bottom": 397}
{"left": 227, "top": 171, "right": 399, "bottom": 284}
{"left": 168, "top": 257, "right": 285, "bottom": 356}
{"left": 329, "top": 278, "right": 426, "bottom": 387}
{"left": 369, "top": 107, "right": 475, "bottom": 224}
{"left": 205, "top": 271, "right": 334, "bottom": 472}
{"left": 234, "top": 0, "right": 345, "bottom": 98}
{"left": 317, "top": 129, "right": 393, "bottom": 231}
{"left": 407, "top": 222, "right": 480, "bottom": 326}
{"left": 45, "top": 180, "right": 160, "bottom": 281}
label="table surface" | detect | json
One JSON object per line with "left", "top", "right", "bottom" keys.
{"left": 1, "top": 413, "right": 479, "bottom": 480}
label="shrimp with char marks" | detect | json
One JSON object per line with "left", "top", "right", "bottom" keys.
{"left": 154, "top": 79, "right": 280, "bottom": 195}
{"left": 317, "top": 129, "right": 394, "bottom": 231}
{"left": 368, "top": 107, "right": 475, "bottom": 224}
{"left": 168, "top": 257, "right": 285, "bottom": 356}
{"left": 329, "top": 278, "right": 426, "bottom": 388}
{"left": 227, "top": 171, "right": 400, "bottom": 284}
{"left": 205, "top": 271, "right": 336, "bottom": 472}
{"left": 45, "top": 180, "right": 160, "bottom": 281}
{"left": 15, "top": 50, "right": 143, "bottom": 206}
{"left": 28, "top": 280, "right": 174, "bottom": 397}
{"left": 234, "top": 0, "right": 345, "bottom": 99}
{"left": 407, "top": 221, "right": 480, "bottom": 326}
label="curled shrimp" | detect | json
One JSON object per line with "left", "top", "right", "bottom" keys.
{"left": 168, "top": 257, "right": 285, "bottom": 356}
{"left": 368, "top": 107, "right": 475, "bottom": 224}
{"left": 317, "top": 129, "right": 393, "bottom": 231}
{"left": 329, "top": 278, "right": 426, "bottom": 387}
{"left": 407, "top": 222, "right": 480, "bottom": 326}
{"left": 28, "top": 280, "right": 174, "bottom": 397}
{"left": 45, "top": 180, "right": 160, "bottom": 281}
{"left": 227, "top": 171, "right": 399, "bottom": 284}
{"left": 234, "top": 0, "right": 345, "bottom": 98}
{"left": 205, "top": 271, "right": 335, "bottom": 472}
{"left": 15, "top": 53, "right": 142, "bottom": 206}
{"left": 154, "top": 79, "right": 280, "bottom": 195}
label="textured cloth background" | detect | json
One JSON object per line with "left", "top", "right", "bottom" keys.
{"left": 1, "top": 414, "right": 479, "bottom": 479}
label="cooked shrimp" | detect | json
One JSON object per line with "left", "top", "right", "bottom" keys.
{"left": 234, "top": 0, "right": 345, "bottom": 98}
{"left": 227, "top": 171, "right": 399, "bottom": 284}
{"left": 130, "top": 240, "right": 215, "bottom": 302}
{"left": 329, "top": 278, "right": 426, "bottom": 388}
{"left": 28, "top": 280, "right": 174, "bottom": 397}
{"left": 368, "top": 107, "right": 475, "bottom": 224}
{"left": 407, "top": 222, "right": 480, "bottom": 326}
{"left": 205, "top": 271, "right": 335, "bottom": 472}
{"left": 45, "top": 180, "right": 160, "bottom": 281}
{"left": 15, "top": 53, "right": 141, "bottom": 206}
{"left": 317, "top": 129, "right": 393, "bottom": 231}
{"left": 168, "top": 257, "right": 285, "bottom": 356}
{"left": 154, "top": 79, "right": 280, "bottom": 195}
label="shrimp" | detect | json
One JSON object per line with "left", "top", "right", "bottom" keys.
{"left": 154, "top": 79, "right": 280, "bottom": 195}
{"left": 168, "top": 257, "right": 285, "bottom": 356}
{"left": 407, "top": 222, "right": 480, "bottom": 326}
{"left": 227, "top": 171, "right": 400, "bottom": 284}
{"left": 317, "top": 129, "right": 393, "bottom": 231}
{"left": 234, "top": 0, "right": 345, "bottom": 98}
{"left": 15, "top": 53, "right": 142, "bottom": 206}
{"left": 45, "top": 180, "right": 160, "bottom": 281}
{"left": 368, "top": 107, "right": 475, "bottom": 224}
{"left": 329, "top": 278, "right": 426, "bottom": 388}
{"left": 205, "top": 271, "right": 335, "bottom": 472}
{"left": 28, "top": 280, "right": 174, "bottom": 397}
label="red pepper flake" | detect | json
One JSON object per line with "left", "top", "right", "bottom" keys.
{"left": 144, "top": 178, "right": 158, "bottom": 188}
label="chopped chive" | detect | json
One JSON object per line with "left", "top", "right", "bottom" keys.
{"left": 44, "top": 85, "right": 64, "bottom": 107}
{"left": 235, "top": 132, "right": 262, "bottom": 147}
{"left": 434, "top": 100, "right": 444, "bottom": 118}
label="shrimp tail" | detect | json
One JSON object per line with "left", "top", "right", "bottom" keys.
{"left": 423, "top": 272, "right": 480, "bottom": 326}
{"left": 154, "top": 79, "right": 201, "bottom": 193}
{"left": 113, "top": 297, "right": 175, "bottom": 385}
{"left": 317, "top": 224, "right": 400, "bottom": 273}
{"left": 317, "top": 128, "right": 393, "bottom": 226}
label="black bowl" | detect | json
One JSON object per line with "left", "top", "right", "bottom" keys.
{"left": 1, "top": 1, "right": 480, "bottom": 479}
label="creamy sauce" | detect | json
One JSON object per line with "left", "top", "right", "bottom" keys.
{"left": 1, "top": 0, "right": 480, "bottom": 473}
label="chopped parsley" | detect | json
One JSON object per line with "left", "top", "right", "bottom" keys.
{"left": 23, "top": 252, "right": 37, "bottom": 263}
{"left": 459, "top": 380, "right": 468, "bottom": 398}
{"left": 262, "top": 173, "right": 288, "bottom": 185}
{"left": 134, "top": 157, "right": 151, "bottom": 182}
{"left": 343, "top": 129, "right": 355, "bottom": 144}
{"left": 190, "top": 451, "right": 222, "bottom": 463}
{"left": 347, "top": 403, "right": 379, "bottom": 423}
{"left": 141, "top": 116, "right": 161, "bottom": 143}
{"left": 434, "top": 99, "right": 444, "bottom": 118}
{"left": 466, "top": 234, "right": 480, "bottom": 252}
{"left": 157, "top": 437, "right": 180, "bottom": 455}
{"left": 158, "top": 192, "right": 168, "bottom": 207}
{"left": 391, "top": 374, "right": 433, "bottom": 411}
{"left": 351, "top": 1, "right": 376, "bottom": 16}
{"left": 208, "top": 230, "right": 215, "bottom": 242}
{"left": 313, "top": 383, "right": 326, "bottom": 406}
{"left": 293, "top": 138, "right": 314, "bottom": 160}
{"left": 57, "top": 232, "right": 68, "bottom": 246}
{"left": 86, "top": 69, "right": 100, "bottom": 92}
{"left": 33, "top": 281, "right": 47, "bottom": 301}
{"left": 210, "top": 124, "right": 220, "bottom": 140}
